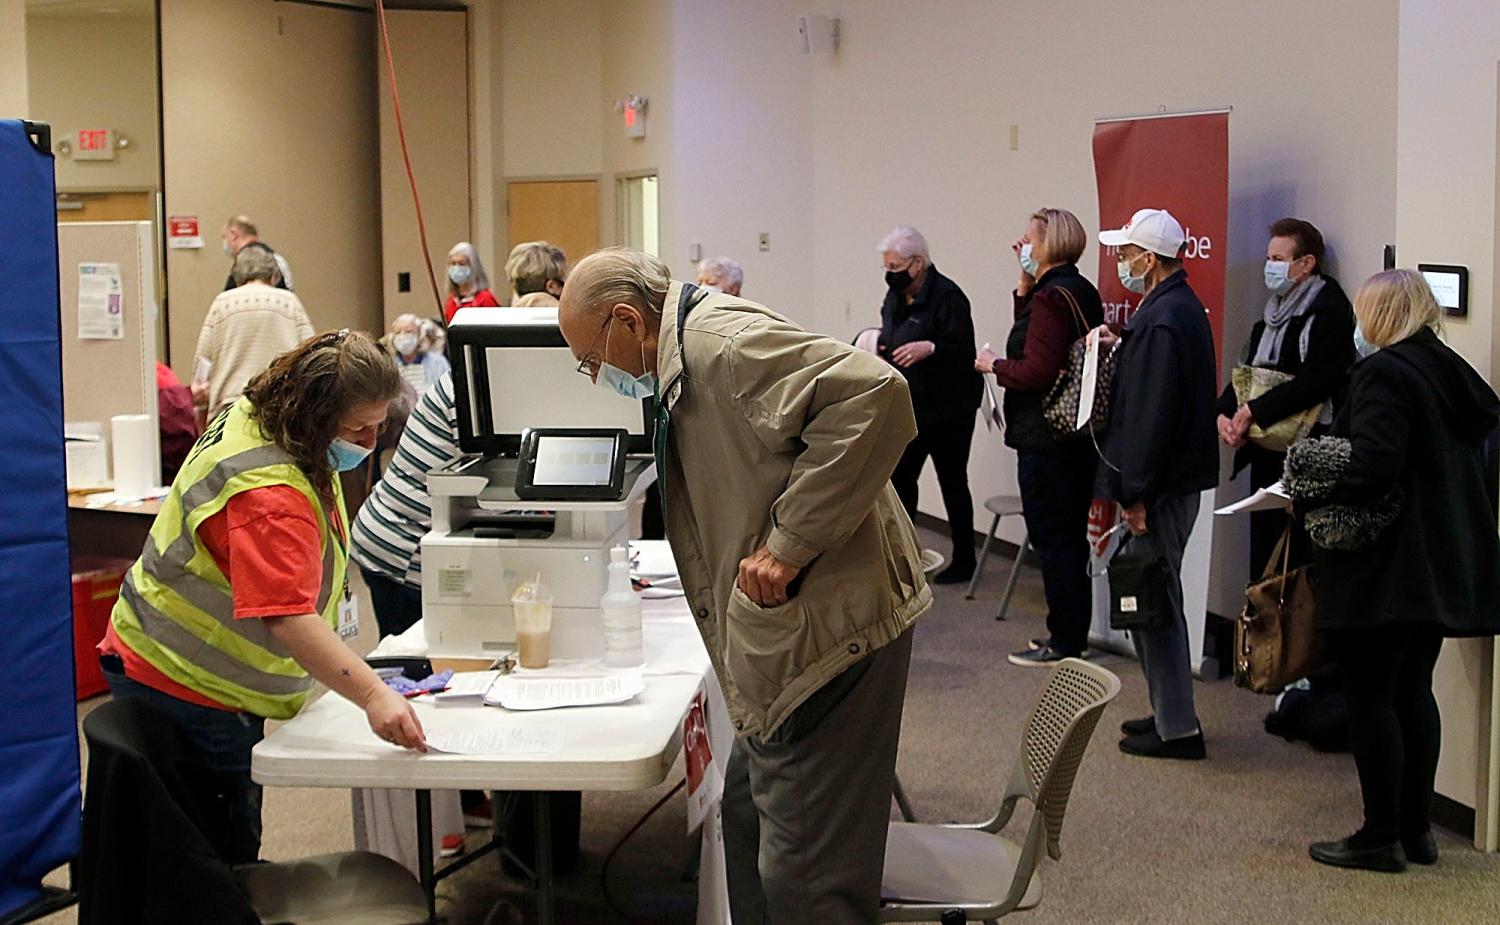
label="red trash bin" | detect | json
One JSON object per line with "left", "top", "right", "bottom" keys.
{"left": 71, "top": 557, "right": 133, "bottom": 700}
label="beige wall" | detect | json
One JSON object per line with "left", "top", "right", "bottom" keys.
{"left": 378, "top": 7, "right": 471, "bottom": 324}
{"left": 26, "top": 12, "right": 159, "bottom": 192}
{"left": 159, "top": 0, "right": 381, "bottom": 375}
{"left": 0, "top": 0, "right": 28, "bottom": 118}
{"left": 1395, "top": 0, "right": 1500, "bottom": 844}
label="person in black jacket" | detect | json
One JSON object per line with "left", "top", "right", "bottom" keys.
{"left": 1296, "top": 269, "right": 1500, "bottom": 873}
{"left": 1218, "top": 219, "right": 1355, "bottom": 577}
{"left": 975, "top": 208, "right": 1103, "bottom": 664}
{"left": 877, "top": 226, "right": 983, "bottom": 583}
{"left": 1096, "top": 209, "right": 1218, "bottom": 760}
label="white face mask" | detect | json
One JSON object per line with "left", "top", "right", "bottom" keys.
{"left": 448, "top": 264, "right": 472, "bottom": 285}
{"left": 392, "top": 332, "right": 419, "bottom": 355}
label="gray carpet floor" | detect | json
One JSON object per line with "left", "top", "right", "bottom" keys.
{"left": 42, "top": 526, "right": 1500, "bottom": 923}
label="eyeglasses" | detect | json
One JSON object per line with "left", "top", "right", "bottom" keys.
{"left": 574, "top": 317, "right": 613, "bottom": 380}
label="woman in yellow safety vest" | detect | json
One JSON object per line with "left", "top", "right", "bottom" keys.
{"left": 99, "top": 329, "right": 426, "bottom": 864}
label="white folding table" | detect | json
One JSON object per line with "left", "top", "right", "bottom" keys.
{"left": 252, "top": 599, "right": 712, "bottom": 924}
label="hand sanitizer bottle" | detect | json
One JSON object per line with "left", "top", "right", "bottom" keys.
{"left": 601, "top": 545, "right": 644, "bottom": 667}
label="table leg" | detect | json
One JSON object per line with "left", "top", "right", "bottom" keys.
{"left": 415, "top": 789, "right": 438, "bottom": 924}
{"left": 534, "top": 794, "right": 555, "bottom": 925}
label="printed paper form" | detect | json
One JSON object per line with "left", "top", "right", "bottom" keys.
{"left": 486, "top": 669, "right": 646, "bottom": 711}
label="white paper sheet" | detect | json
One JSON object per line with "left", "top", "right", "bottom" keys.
{"left": 1077, "top": 328, "right": 1101, "bottom": 432}
{"left": 982, "top": 376, "right": 1003, "bottom": 433}
{"left": 423, "top": 727, "right": 560, "bottom": 755}
{"left": 430, "top": 670, "right": 502, "bottom": 704}
{"left": 630, "top": 540, "right": 680, "bottom": 578}
{"left": 78, "top": 263, "right": 124, "bottom": 340}
{"left": 1214, "top": 481, "right": 1292, "bottom": 516}
{"left": 486, "top": 669, "right": 645, "bottom": 711}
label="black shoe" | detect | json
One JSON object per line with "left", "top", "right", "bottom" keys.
{"left": 1008, "top": 645, "right": 1071, "bottom": 667}
{"left": 932, "top": 561, "right": 976, "bottom": 585}
{"left": 1402, "top": 830, "right": 1438, "bottom": 865}
{"left": 1119, "top": 730, "right": 1206, "bottom": 760}
{"left": 1309, "top": 837, "right": 1407, "bottom": 873}
{"left": 1120, "top": 715, "right": 1156, "bottom": 736}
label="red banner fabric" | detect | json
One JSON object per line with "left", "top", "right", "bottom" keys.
{"left": 1092, "top": 112, "right": 1229, "bottom": 368}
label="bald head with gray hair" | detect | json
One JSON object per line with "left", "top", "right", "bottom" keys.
{"left": 558, "top": 248, "right": 672, "bottom": 377}
{"left": 232, "top": 245, "right": 281, "bottom": 286}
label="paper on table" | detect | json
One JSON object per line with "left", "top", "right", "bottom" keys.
{"left": 486, "top": 669, "right": 646, "bottom": 711}
{"left": 1215, "top": 481, "right": 1292, "bottom": 516}
{"left": 630, "top": 540, "right": 680, "bottom": 578}
{"left": 1077, "top": 328, "right": 1101, "bottom": 432}
{"left": 424, "top": 727, "right": 560, "bottom": 755}
{"left": 431, "top": 670, "right": 501, "bottom": 703}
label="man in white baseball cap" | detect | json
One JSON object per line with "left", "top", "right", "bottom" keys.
{"left": 1096, "top": 207, "right": 1219, "bottom": 760}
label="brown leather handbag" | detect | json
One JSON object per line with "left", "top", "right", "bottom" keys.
{"left": 1235, "top": 525, "right": 1327, "bottom": 694}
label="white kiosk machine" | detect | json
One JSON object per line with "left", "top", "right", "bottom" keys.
{"left": 421, "top": 307, "right": 657, "bottom": 657}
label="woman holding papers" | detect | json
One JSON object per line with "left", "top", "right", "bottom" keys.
{"left": 975, "top": 208, "right": 1103, "bottom": 667}
{"left": 98, "top": 331, "right": 426, "bottom": 864}
{"left": 1216, "top": 219, "right": 1355, "bottom": 577}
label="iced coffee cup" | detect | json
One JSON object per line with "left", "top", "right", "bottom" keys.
{"left": 511, "top": 575, "right": 554, "bottom": 669}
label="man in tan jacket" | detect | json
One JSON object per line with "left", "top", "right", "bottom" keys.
{"left": 560, "top": 249, "right": 932, "bottom": 924}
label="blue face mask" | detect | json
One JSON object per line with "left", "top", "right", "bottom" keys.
{"left": 1353, "top": 323, "right": 1377, "bottom": 359}
{"left": 448, "top": 264, "right": 472, "bottom": 285}
{"left": 597, "top": 321, "right": 658, "bottom": 400}
{"left": 1018, "top": 243, "right": 1040, "bottom": 278}
{"left": 1264, "top": 260, "right": 1295, "bottom": 295}
{"left": 1117, "top": 253, "right": 1148, "bottom": 294}
{"left": 327, "top": 437, "right": 373, "bottom": 472}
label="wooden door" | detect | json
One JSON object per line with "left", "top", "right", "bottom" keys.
{"left": 506, "top": 180, "right": 599, "bottom": 287}
{"left": 56, "top": 191, "right": 155, "bottom": 223}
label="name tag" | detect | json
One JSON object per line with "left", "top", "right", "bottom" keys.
{"left": 1119, "top": 595, "right": 1139, "bottom": 613}
{"left": 338, "top": 587, "right": 359, "bottom": 640}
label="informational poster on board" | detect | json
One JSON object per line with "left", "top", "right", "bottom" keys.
{"left": 77, "top": 262, "right": 123, "bottom": 340}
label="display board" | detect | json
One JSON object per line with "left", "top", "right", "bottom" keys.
{"left": 0, "top": 119, "right": 82, "bottom": 919}
{"left": 57, "top": 220, "right": 160, "bottom": 476}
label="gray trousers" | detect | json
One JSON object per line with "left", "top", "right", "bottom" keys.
{"left": 722, "top": 628, "right": 914, "bottom": 925}
{"left": 1127, "top": 492, "right": 1201, "bottom": 740}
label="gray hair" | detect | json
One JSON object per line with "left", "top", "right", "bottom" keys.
{"left": 566, "top": 248, "right": 671, "bottom": 319}
{"left": 447, "top": 241, "right": 492, "bottom": 295}
{"left": 232, "top": 245, "right": 280, "bottom": 286}
{"left": 876, "top": 225, "right": 930, "bottom": 261}
{"left": 505, "top": 241, "right": 568, "bottom": 297}
{"left": 697, "top": 256, "right": 743, "bottom": 290}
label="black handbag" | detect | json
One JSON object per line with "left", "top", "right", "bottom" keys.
{"left": 1107, "top": 536, "right": 1175, "bottom": 631}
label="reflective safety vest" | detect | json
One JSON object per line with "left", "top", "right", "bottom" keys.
{"left": 109, "top": 397, "right": 348, "bottom": 719}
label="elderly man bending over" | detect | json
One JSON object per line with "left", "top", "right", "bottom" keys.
{"left": 560, "top": 249, "right": 931, "bottom": 924}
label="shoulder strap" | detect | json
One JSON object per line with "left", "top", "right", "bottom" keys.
{"left": 676, "top": 282, "right": 708, "bottom": 343}
{"left": 1051, "top": 283, "right": 1088, "bottom": 339}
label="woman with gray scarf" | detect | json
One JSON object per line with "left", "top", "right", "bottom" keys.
{"left": 1216, "top": 218, "right": 1355, "bottom": 577}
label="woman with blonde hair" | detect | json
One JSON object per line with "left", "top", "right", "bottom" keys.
{"left": 1287, "top": 269, "right": 1500, "bottom": 871}
{"left": 98, "top": 331, "right": 426, "bottom": 863}
{"left": 442, "top": 241, "right": 499, "bottom": 323}
{"left": 975, "top": 208, "right": 1103, "bottom": 665}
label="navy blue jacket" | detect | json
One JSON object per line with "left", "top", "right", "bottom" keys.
{"left": 878, "top": 266, "right": 982, "bottom": 424}
{"left": 1097, "top": 270, "right": 1219, "bottom": 507}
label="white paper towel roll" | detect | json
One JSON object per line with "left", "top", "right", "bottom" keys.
{"left": 110, "top": 413, "right": 157, "bottom": 499}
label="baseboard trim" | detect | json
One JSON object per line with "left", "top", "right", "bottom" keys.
{"left": 1433, "top": 794, "right": 1476, "bottom": 842}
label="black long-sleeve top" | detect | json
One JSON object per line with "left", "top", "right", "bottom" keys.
{"left": 877, "top": 265, "right": 982, "bottom": 425}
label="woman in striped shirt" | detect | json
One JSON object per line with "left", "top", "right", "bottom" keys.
{"left": 350, "top": 372, "right": 460, "bottom": 638}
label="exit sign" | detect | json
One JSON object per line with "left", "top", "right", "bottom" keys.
{"left": 74, "top": 128, "right": 115, "bottom": 161}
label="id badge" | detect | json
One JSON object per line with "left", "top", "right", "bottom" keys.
{"left": 337, "top": 579, "right": 359, "bottom": 641}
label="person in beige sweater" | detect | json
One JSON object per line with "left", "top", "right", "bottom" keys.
{"left": 193, "top": 246, "right": 315, "bottom": 420}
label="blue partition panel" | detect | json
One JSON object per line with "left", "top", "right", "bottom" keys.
{"left": 0, "top": 119, "right": 80, "bottom": 918}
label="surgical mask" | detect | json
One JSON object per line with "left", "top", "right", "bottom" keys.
{"left": 698, "top": 283, "right": 723, "bottom": 294}
{"left": 1117, "top": 253, "right": 1148, "bottom": 294}
{"left": 448, "top": 264, "right": 472, "bottom": 285}
{"left": 392, "top": 332, "right": 419, "bottom": 355}
{"left": 1018, "top": 243, "right": 1039, "bottom": 278}
{"left": 327, "top": 437, "right": 373, "bottom": 472}
{"left": 596, "top": 322, "right": 658, "bottom": 400}
{"left": 1264, "top": 260, "right": 1295, "bottom": 295}
{"left": 1353, "top": 323, "right": 1377, "bottom": 359}
{"left": 222, "top": 240, "right": 232, "bottom": 257}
